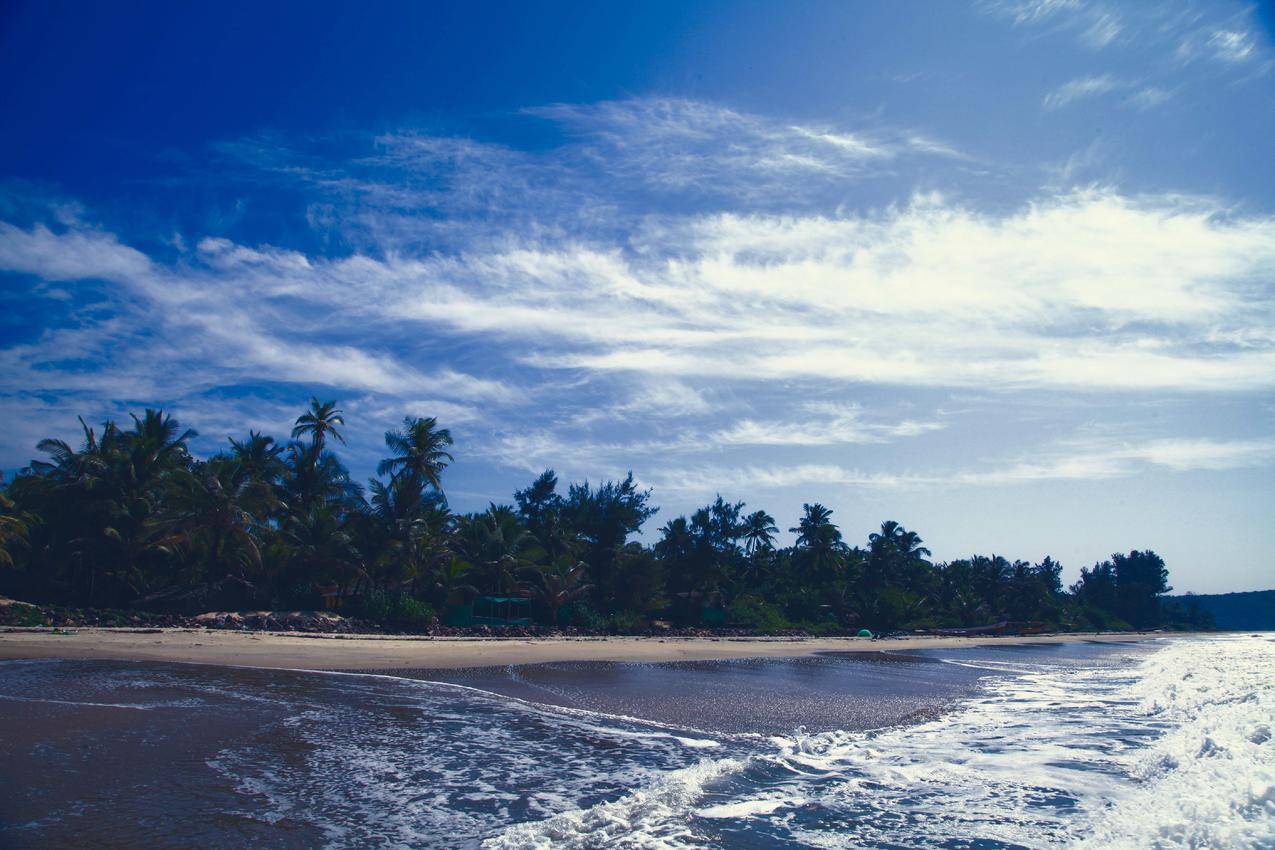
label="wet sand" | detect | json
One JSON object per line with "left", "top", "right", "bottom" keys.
{"left": 0, "top": 627, "right": 1174, "bottom": 671}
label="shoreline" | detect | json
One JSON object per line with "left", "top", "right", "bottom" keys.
{"left": 0, "top": 627, "right": 1188, "bottom": 671}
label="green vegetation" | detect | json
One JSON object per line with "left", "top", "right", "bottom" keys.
{"left": 1167, "top": 589, "right": 1274, "bottom": 631}
{"left": 0, "top": 403, "right": 1206, "bottom": 633}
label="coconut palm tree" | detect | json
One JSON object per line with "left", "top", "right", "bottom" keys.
{"left": 117, "top": 410, "right": 196, "bottom": 496}
{"left": 292, "top": 398, "right": 346, "bottom": 450}
{"left": 454, "top": 505, "right": 537, "bottom": 595}
{"left": 377, "top": 416, "right": 454, "bottom": 495}
{"left": 523, "top": 557, "right": 591, "bottom": 628}
{"left": 0, "top": 474, "right": 30, "bottom": 568}
{"left": 280, "top": 503, "right": 361, "bottom": 591}
{"left": 866, "top": 520, "right": 931, "bottom": 591}
{"left": 228, "top": 431, "right": 286, "bottom": 485}
{"left": 93, "top": 410, "right": 195, "bottom": 599}
{"left": 283, "top": 441, "right": 360, "bottom": 513}
{"left": 173, "top": 458, "right": 278, "bottom": 577}
{"left": 367, "top": 474, "right": 453, "bottom": 590}
{"left": 741, "top": 510, "right": 778, "bottom": 555}
{"left": 30, "top": 416, "right": 111, "bottom": 485}
{"left": 432, "top": 556, "right": 479, "bottom": 608}
{"left": 790, "top": 503, "right": 846, "bottom": 582}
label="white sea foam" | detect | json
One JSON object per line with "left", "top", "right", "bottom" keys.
{"left": 1076, "top": 635, "right": 1275, "bottom": 850}
{"left": 484, "top": 757, "right": 746, "bottom": 849}
{"left": 697, "top": 797, "right": 798, "bottom": 818}
{"left": 488, "top": 635, "right": 1274, "bottom": 849}
{"left": 8, "top": 640, "right": 1269, "bottom": 848}
{"left": 0, "top": 694, "right": 155, "bottom": 710}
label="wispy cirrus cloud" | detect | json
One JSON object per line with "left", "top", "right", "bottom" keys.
{"left": 213, "top": 98, "right": 967, "bottom": 252}
{"left": 2, "top": 96, "right": 1274, "bottom": 506}
{"left": 648, "top": 435, "right": 1275, "bottom": 495}
{"left": 5, "top": 185, "right": 1275, "bottom": 409}
{"left": 1206, "top": 29, "right": 1257, "bottom": 63}
{"left": 484, "top": 402, "right": 944, "bottom": 479}
{"left": 1043, "top": 75, "right": 1122, "bottom": 109}
{"left": 710, "top": 403, "right": 945, "bottom": 447}
{"left": 983, "top": 0, "right": 1271, "bottom": 108}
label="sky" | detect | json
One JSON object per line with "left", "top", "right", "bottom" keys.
{"left": 1, "top": 0, "right": 1273, "bottom": 593}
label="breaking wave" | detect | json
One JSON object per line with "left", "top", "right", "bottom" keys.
{"left": 487, "top": 635, "right": 1274, "bottom": 849}
{"left": 4, "top": 636, "right": 1269, "bottom": 848}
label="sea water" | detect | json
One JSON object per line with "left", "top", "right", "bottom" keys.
{"left": 1, "top": 635, "right": 1271, "bottom": 849}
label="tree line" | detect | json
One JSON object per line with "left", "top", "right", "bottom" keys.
{"left": 0, "top": 402, "right": 1205, "bottom": 632}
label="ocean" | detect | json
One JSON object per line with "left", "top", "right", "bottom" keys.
{"left": 1, "top": 635, "right": 1271, "bottom": 849}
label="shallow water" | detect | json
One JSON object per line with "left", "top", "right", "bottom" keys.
{"left": 1, "top": 636, "right": 1271, "bottom": 849}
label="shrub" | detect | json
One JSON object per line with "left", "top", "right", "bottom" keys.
{"left": 563, "top": 602, "right": 607, "bottom": 632}
{"left": 358, "top": 590, "right": 435, "bottom": 631}
{"left": 608, "top": 609, "right": 646, "bottom": 634}
{"left": 1076, "top": 604, "right": 1131, "bottom": 631}
{"left": 799, "top": 620, "right": 843, "bottom": 637}
{"left": 729, "top": 596, "right": 791, "bottom": 634}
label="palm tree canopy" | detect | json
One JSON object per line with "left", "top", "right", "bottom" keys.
{"left": 742, "top": 510, "right": 779, "bottom": 554}
{"left": 377, "top": 416, "right": 454, "bottom": 493}
{"left": 292, "top": 398, "right": 346, "bottom": 448}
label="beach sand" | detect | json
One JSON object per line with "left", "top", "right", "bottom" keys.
{"left": 0, "top": 627, "right": 1175, "bottom": 671}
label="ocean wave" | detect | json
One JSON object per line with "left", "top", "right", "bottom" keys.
{"left": 8, "top": 639, "right": 1267, "bottom": 849}
{"left": 1076, "top": 635, "right": 1275, "bottom": 850}
{"left": 484, "top": 757, "right": 746, "bottom": 849}
{"left": 488, "top": 636, "right": 1273, "bottom": 849}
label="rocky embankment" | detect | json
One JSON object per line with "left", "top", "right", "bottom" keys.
{"left": 0, "top": 597, "right": 363, "bottom": 633}
{"left": 0, "top": 596, "right": 848, "bottom": 638}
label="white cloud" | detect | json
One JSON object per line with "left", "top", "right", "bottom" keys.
{"left": 710, "top": 403, "right": 944, "bottom": 447}
{"left": 3, "top": 98, "right": 1273, "bottom": 513}
{"left": 0, "top": 226, "right": 519, "bottom": 410}
{"left": 519, "top": 99, "right": 960, "bottom": 195}
{"left": 1125, "top": 86, "right": 1175, "bottom": 110}
{"left": 982, "top": 0, "right": 1083, "bottom": 27}
{"left": 6, "top": 186, "right": 1273, "bottom": 409}
{"left": 985, "top": 2, "right": 1269, "bottom": 87}
{"left": 647, "top": 435, "right": 1275, "bottom": 495}
{"left": 0, "top": 222, "right": 151, "bottom": 282}
{"left": 1080, "top": 12, "right": 1122, "bottom": 48}
{"left": 1207, "top": 29, "right": 1256, "bottom": 63}
{"left": 1043, "top": 75, "right": 1122, "bottom": 109}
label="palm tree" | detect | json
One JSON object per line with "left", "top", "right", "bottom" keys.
{"left": 790, "top": 503, "right": 846, "bottom": 582}
{"left": 0, "top": 474, "right": 30, "bottom": 568}
{"left": 25, "top": 418, "right": 121, "bottom": 603}
{"left": 741, "top": 510, "right": 778, "bottom": 555}
{"left": 228, "top": 431, "right": 286, "bottom": 484}
{"left": 283, "top": 440, "right": 360, "bottom": 513}
{"left": 523, "top": 557, "right": 591, "bottom": 628}
{"left": 367, "top": 474, "right": 453, "bottom": 590}
{"left": 432, "top": 556, "right": 479, "bottom": 608}
{"left": 292, "top": 398, "right": 346, "bottom": 450}
{"left": 378, "top": 416, "right": 454, "bottom": 495}
{"left": 280, "top": 503, "right": 361, "bottom": 591}
{"left": 173, "top": 459, "right": 278, "bottom": 577}
{"left": 96, "top": 410, "right": 195, "bottom": 599}
{"left": 122, "top": 408, "right": 188, "bottom": 468}
{"left": 791, "top": 503, "right": 839, "bottom": 548}
{"left": 454, "top": 505, "right": 537, "bottom": 595}
{"left": 30, "top": 416, "right": 110, "bottom": 485}
{"left": 867, "top": 519, "right": 903, "bottom": 552}
{"left": 866, "top": 520, "right": 930, "bottom": 585}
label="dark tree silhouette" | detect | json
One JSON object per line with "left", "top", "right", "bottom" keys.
{"left": 0, "top": 403, "right": 1191, "bottom": 635}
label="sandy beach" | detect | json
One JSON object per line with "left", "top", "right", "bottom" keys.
{"left": 0, "top": 627, "right": 1175, "bottom": 671}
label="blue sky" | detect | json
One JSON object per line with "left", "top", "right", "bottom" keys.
{"left": 2, "top": 0, "right": 1273, "bottom": 592}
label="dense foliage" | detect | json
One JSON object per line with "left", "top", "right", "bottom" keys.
{"left": 0, "top": 403, "right": 1206, "bottom": 633}
{"left": 1166, "top": 589, "right": 1275, "bottom": 631}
